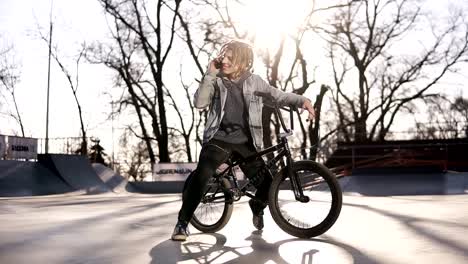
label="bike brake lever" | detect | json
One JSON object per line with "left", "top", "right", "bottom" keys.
{"left": 278, "top": 130, "right": 293, "bottom": 138}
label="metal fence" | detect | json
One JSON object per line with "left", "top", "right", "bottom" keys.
{"left": 37, "top": 137, "right": 91, "bottom": 155}
{"left": 326, "top": 140, "right": 468, "bottom": 176}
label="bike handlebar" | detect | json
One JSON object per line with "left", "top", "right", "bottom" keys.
{"left": 253, "top": 91, "right": 297, "bottom": 111}
{"left": 253, "top": 91, "right": 303, "bottom": 136}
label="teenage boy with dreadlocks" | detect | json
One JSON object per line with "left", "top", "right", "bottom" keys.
{"left": 172, "top": 40, "right": 315, "bottom": 241}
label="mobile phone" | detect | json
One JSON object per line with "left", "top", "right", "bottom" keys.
{"left": 214, "top": 58, "right": 222, "bottom": 69}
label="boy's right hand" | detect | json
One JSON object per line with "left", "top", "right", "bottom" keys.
{"left": 208, "top": 58, "right": 220, "bottom": 75}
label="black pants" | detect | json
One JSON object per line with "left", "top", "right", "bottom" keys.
{"left": 177, "top": 139, "right": 271, "bottom": 223}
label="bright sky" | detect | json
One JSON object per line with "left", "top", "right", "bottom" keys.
{"left": 0, "top": 0, "right": 114, "bottom": 152}
{"left": 0, "top": 0, "right": 467, "bottom": 158}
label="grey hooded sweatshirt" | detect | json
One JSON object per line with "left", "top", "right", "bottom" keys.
{"left": 194, "top": 71, "right": 308, "bottom": 151}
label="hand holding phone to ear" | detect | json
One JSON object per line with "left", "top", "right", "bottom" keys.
{"left": 208, "top": 57, "right": 222, "bottom": 74}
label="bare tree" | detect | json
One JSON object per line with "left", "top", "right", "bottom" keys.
{"left": 86, "top": 17, "right": 157, "bottom": 166}
{"left": 419, "top": 95, "right": 468, "bottom": 139}
{"left": 451, "top": 96, "right": 468, "bottom": 122}
{"left": 321, "top": 0, "right": 468, "bottom": 142}
{"left": 163, "top": 68, "right": 197, "bottom": 162}
{"left": 162, "top": 1, "right": 215, "bottom": 161}
{"left": 409, "top": 95, "right": 458, "bottom": 139}
{"left": 34, "top": 12, "right": 91, "bottom": 154}
{"left": 189, "top": 0, "right": 344, "bottom": 160}
{"left": 451, "top": 96, "right": 468, "bottom": 137}
{"left": 118, "top": 127, "right": 151, "bottom": 181}
{"left": 308, "top": 85, "right": 330, "bottom": 160}
{"left": 92, "top": 0, "right": 183, "bottom": 163}
{"left": 44, "top": 44, "right": 89, "bottom": 154}
{"left": 0, "top": 44, "right": 25, "bottom": 136}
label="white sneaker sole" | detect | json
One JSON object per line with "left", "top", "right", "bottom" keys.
{"left": 171, "top": 234, "right": 187, "bottom": 241}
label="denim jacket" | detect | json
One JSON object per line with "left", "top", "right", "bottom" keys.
{"left": 194, "top": 72, "right": 308, "bottom": 151}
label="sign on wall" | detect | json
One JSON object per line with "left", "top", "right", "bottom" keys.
{"left": 6, "top": 136, "right": 38, "bottom": 159}
{"left": 153, "top": 163, "right": 197, "bottom": 181}
{"left": 153, "top": 162, "right": 245, "bottom": 181}
{"left": 0, "top": 135, "right": 6, "bottom": 159}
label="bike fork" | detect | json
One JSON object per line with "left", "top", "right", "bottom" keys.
{"left": 285, "top": 149, "right": 310, "bottom": 203}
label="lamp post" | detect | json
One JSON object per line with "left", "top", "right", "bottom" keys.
{"left": 45, "top": 1, "right": 53, "bottom": 154}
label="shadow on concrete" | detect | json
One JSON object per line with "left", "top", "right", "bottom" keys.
{"left": 149, "top": 231, "right": 378, "bottom": 264}
{"left": 0, "top": 196, "right": 180, "bottom": 255}
{"left": 343, "top": 201, "right": 468, "bottom": 258}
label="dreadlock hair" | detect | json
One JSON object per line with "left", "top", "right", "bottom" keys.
{"left": 219, "top": 40, "right": 254, "bottom": 79}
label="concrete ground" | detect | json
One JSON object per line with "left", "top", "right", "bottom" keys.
{"left": 1, "top": 182, "right": 467, "bottom": 264}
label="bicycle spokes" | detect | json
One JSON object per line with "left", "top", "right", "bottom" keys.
{"left": 201, "top": 183, "right": 229, "bottom": 204}
{"left": 191, "top": 178, "right": 234, "bottom": 232}
{"left": 276, "top": 169, "right": 335, "bottom": 230}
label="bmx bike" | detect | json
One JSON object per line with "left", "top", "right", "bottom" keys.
{"left": 187, "top": 92, "right": 342, "bottom": 238}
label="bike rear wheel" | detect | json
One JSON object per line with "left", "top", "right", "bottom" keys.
{"left": 269, "top": 160, "right": 342, "bottom": 238}
{"left": 190, "top": 177, "right": 234, "bottom": 233}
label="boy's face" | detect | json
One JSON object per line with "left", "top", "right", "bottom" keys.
{"left": 220, "top": 50, "right": 239, "bottom": 77}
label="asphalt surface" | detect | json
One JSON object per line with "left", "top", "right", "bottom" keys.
{"left": 1, "top": 171, "right": 467, "bottom": 264}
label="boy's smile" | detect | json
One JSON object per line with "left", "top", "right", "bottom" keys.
{"left": 220, "top": 50, "right": 239, "bottom": 77}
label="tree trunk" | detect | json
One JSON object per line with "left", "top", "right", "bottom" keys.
{"left": 309, "top": 85, "right": 329, "bottom": 160}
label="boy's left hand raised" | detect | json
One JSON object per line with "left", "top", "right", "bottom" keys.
{"left": 301, "top": 100, "right": 315, "bottom": 121}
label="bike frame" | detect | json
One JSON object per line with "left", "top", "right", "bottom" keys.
{"left": 208, "top": 94, "right": 310, "bottom": 204}
{"left": 214, "top": 136, "right": 308, "bottom": 203}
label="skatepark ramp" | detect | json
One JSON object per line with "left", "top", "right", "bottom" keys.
{"left": 339, "top": 171, "right": 468, "bottom": 196}
{"left": 0, "top": 160, "right": 73, "bottom": 197}
{"left": 37, "top": 154, "right": 111, "bottom": 194}
{"left": 0, "top": 153, "right": 183, "bottom": 197}
{"left": 91, "top": 163, "right": 136, "bottom": 193}
{"left": 4, "top": 154, "right": 464, "bottom": 198}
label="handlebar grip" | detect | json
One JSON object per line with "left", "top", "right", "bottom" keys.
{"left": 254, "top": 91, "right": 298, "bottom": 113}
{"left": 254, "top": 91, "right": 294, "bottom": 133}
{"left": 253, "top": 91, "right": 274, "bottom": 101}
{"left": 254, "top": 91, "right": 277, "bottom": 109}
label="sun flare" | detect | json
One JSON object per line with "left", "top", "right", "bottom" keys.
{"left": 240, "top": 0, "right": 312, "bottom": 51}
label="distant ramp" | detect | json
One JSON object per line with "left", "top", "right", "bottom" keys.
{"left": 91, "top": 163, "right": 136, "bottom": 193}
{"left": 444, "top": 171, "right": 468, "bottom": 194}
{"left": 38, "top": 154, "right": 110, "bottom": 194}
{"left": 339, "top": 172, "right": 467, "bottom": 196}
{"left": 0, "top": 160, "right": 73, "bottom": 197}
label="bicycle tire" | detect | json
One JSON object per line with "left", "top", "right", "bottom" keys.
{"left": 268, "top": 160, "right": 342, "bottom": 238}
{"left": 190, "top": 177, "right": 234, "bottom": 233}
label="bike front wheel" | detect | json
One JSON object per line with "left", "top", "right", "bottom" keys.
{"left": 268, "top": 160, "right": 342, "bottom": 238}
{"left": 190, "top": 177, "right": 234, "bottom": 233}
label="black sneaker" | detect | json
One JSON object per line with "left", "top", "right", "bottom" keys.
{"left": 171, "top": 221, "right": 190, "bottom": 241}
{"left": 249, "top": 199, "right": 266, "bottom": 230}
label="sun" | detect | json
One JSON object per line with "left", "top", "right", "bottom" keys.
{"left": 239, "top": 0, "right": 312, "bottom": 52}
